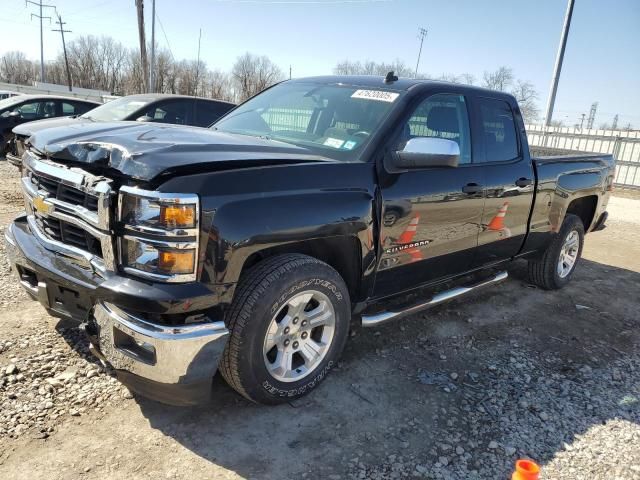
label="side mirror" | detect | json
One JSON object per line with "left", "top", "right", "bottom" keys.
{"left": 136, "top": 115, "right": 154, "bottom": 122}
{"left": 8, "top": 110, "right": 20, "bottom": 120}
{"left": 389, "top": 137, "right": 460, "bottom": 171}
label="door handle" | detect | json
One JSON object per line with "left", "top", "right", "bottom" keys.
{"left": 515, "top": 177, "right": 533, "bottom": 187}
{"left": 462, "top": 183, "right": 483, "bottom": 194}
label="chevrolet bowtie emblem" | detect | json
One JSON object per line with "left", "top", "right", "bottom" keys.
{"left": 33, "top": 196, "right": 52, "bottom": 215}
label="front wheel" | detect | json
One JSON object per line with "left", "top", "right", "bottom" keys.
{"left": 219, "top": 254, "right": 350, "bottom": 404}
{"left": 527, "top": 213, "right": 585, "bottom": 290}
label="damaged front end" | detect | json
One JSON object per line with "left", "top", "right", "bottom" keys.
{"left": 5, "top": 141, "right": 230, "bottom": 405}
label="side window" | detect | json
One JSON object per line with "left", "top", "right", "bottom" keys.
{"left": 399, "top": 94, "right": 472, "bottom": 164}
{"left": 67, "top": 102, "right": 94, "bottom": 115}
{"left": 15, "top": 101, "right": 43, "bottom": 120}
{"left": 478, "top": 98, "right": 519, "bottom": 162}
{"left": 143, "top": 100, "right": 190, "bottom": 125}
{"left": 62, "top": 102, "right": 76, "bottom": 115}
{"left": 194, "top": 101, "right": 231, "bottom": 127}
{"left": 41, "top": 101, "right": 57, "bottom": 118}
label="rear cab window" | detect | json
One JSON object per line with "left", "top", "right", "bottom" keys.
{"left": 194, "top": 101, "right": 232, "bottom": 127}
{"left": 477, "top": 98, "right": 519, "bottom": 162}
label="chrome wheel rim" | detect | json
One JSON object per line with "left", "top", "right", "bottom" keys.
{"left": 263, "top": 290, "right": 336, "bottom": 383}
{"left": 558, "top": 230, "right": 580, "bottom": 278}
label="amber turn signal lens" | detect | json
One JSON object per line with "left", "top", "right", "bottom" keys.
{"left": 158, "top": 250, "right": 195, "bottom": 274}
{"left": 160, "top": 204, "right": 196, "bottom": 228}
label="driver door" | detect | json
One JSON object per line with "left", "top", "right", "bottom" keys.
{"left": 374, "top": 93, "right": 485, "bottom": 297}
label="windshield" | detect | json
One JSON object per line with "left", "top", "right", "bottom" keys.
{"left": 213, "top": 82, "right": 402, "bottom": 162}
{"left": 81, "top": 96, "right": 153, "bottom": 121}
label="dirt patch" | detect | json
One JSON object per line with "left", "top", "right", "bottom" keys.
{"left": 0, "top": 169, "right": 638, "bottom": 479}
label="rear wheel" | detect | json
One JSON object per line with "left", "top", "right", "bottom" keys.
{"left": 219, "top": 254, "right": 350, "bottom": 404}
{"left": 527, "top": 214, "right": 584, "bottom": 290}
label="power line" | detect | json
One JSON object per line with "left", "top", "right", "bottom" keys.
{"left": 26, "top": 0, "right": 57, "bottom": 83}
{"left": 155, "top": 13, "right": 174, "bottom": 61}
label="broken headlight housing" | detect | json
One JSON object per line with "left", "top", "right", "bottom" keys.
{"left": 118, "top": 186, "right": 199, "bottom": 282}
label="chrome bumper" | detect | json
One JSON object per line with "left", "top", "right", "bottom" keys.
{"left": 5, "top": 152, "right": 22, "bottom": 168}
{"left": 88, "top": 302, "right": 229, "bottom": 386}
{"left": 6, "top": 218, "right": 231, "bottom": 405}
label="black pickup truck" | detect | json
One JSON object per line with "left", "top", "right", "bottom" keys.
{"left": 5, "top": 75, "right": 614, "bottom": 405}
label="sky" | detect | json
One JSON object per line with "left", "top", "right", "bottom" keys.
{"left": 1, "top": 0, "right": 639, "bottom": 127}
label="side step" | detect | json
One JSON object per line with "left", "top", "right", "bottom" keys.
{"left": 361, "top": 271, "right": 508, "bottom": 327}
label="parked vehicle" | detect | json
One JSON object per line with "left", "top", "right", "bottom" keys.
{"left": 0, "top": 94, "right": 100, "bottom": 159}
{"left": 0, "top": 90, "right": 23, "bottom": 100}
{"left": 5, "top": 94, "right": 235, "bottom": 167}
{"left": 5, "top": 75, "right": 614, "bottom": 406}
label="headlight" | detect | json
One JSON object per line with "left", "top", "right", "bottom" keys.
{"left": 118, "top": 187, "right": 199, "bottom": 282}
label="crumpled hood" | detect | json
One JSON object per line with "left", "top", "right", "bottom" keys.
{"left": 28, "top": 122, "right": 332, "bottom": 181}
{"left": 13, "top": 116, "right": 86, "bottom": 137}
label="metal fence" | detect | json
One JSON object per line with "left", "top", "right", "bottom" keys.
{"left": 526, "top": 124, "right": 640, "bottom": 189}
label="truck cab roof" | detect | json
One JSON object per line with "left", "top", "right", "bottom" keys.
{"left": 289, "top": 75, "right": 518, "bottom": 102}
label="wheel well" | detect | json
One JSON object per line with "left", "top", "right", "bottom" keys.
{"left": 240, "top": 237, "right": 363, "bottom": 301}
{"left": 566, "top": 195, "right": 598, "bottom": 230}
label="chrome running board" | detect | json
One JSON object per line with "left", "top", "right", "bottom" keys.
{"left": 361, "top": 271, "right": 508, "bottom": 327}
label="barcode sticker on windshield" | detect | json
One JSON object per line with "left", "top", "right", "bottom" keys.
{"left": 351, "top": 89, "right": 399, "bottom": 103}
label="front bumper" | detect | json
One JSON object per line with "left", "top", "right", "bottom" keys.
{"left": 5, "top": 152, "right": 22, "bottom": 168}
{"left": 5, "top": 215, "right": 230, "bottom": 405}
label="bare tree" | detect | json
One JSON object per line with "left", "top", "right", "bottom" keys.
{"left": 482, "top": 66, "right": 514, "bottom": 91}
{"left": 459, "top": 73, "right": 475, "bottom": 85}
{"left": 437, "top": 73, "right": 460, "bottom": 83}
{"left": 0, "top": 51, "right": 37, "bottom": 84}
{"left": 232, "top": 52, "right": 283, "bottom": 102}
{"left": 333, "top": 59, "right": 362, "bottom": 75}
{"left": 333, "top": 59, "right": 412, "bottom": 77}
{"left": 511, "top": 80, "right": 539, "bottom": 123}
{"left": 205, "top": 69, "right": 234, "bottom": 102}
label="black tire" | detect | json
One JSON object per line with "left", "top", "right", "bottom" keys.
{"left": 527, "top": 213, "right": 585, "bottom": 290}
{"left": 219, "top": 254, "right": 351, "bottom": 404}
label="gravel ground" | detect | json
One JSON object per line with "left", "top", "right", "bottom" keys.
{"left": 0, "top": 158, "right": 638, "bottom": 479}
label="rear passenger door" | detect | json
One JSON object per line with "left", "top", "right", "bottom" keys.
{"left": 471, "top": 96, "right": 535, "bottom": 267}
{"left": 375, "top": 93, "right": 485, "bottom": 297}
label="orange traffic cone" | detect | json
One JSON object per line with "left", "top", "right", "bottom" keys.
{"left": 398, "top": 215, "right": 420, "bottom": 244}
{"left": 487, "top": 202, "right": 509, "bottom": 231}
{"left": 511, "top": 459, "right": 540, "bottom": 480}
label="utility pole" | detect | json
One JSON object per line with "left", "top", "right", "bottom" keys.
{"left": 52, "top": 13, "right": 72, "bottom": 91}
{"left": 135, "top": 0, "right": 148, "bottom": 92}
{"left": 612, "top": 114, "right": 619, "bottom": 130}
{"left": 26, "top": 0, "right": 56, "bottom": 83}
{"left": 544, "top": 0, "right": 575, "bottom": 127}
{"left": 414, "top": 27, "right": 427, "bottom": 78}
{"left": 578, "top": 113, "right": 585, "bottom": 129}
{"left": 149, "top": 0, "right": 156, "bottom": 92}
{"left": 587, "top": 102, "right": 598, "bottom": 130}
{"left": 289, "top": 65, "right": 292, "bottom": 80}
{"left": 195, "top": 28, "right": 202, "bottom": 96}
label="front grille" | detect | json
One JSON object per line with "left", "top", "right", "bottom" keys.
{"left": 34, "top": 213, "right": 103, "bottom": 257}
{"left": 28, "top": 171, "right": 99, "bottom": 211}
{"left": 21, "top": 151, "right": 116, "bottom": 271}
